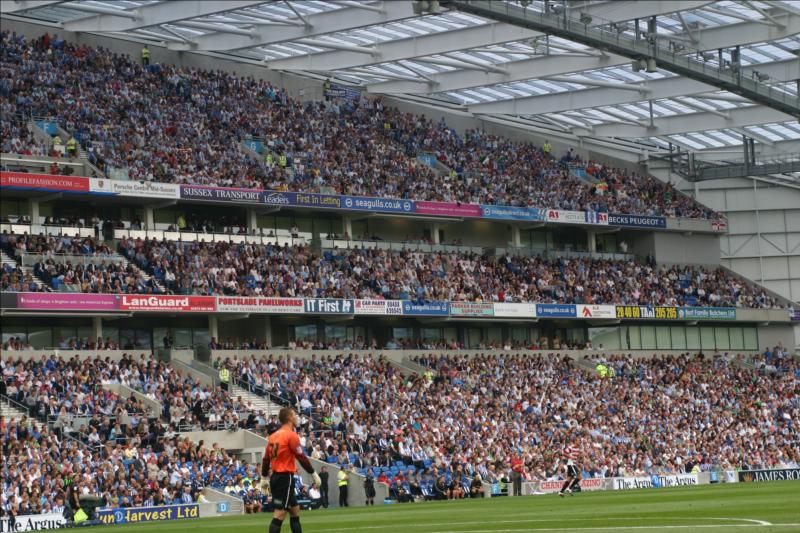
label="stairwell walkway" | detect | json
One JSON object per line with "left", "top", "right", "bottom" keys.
{"left": 113, "top": 252, "right": 167, "bottom": 293}
{"left": 189, "top": 359, "right": 283, "bottom": 419}
{"left": 0, "top": 395, "right": 30, "bottom": 422}
{"left": 1, "top": 250, "right": 49, "bottom": 291}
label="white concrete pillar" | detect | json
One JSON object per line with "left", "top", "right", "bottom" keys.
{"left": 145, "top": 206, "right": 154, "bottom": 230}
{"left": 208, "top": 315, "right": 219, "bottom": 340}
{"left": 587, "top": 230, "right": 597, "bottom": 253}
{"left": 342, "top": 215, "right": 353, "bottom": 238}
{"left": 512, "top": 226, "right": 522, "bottom": 248}
{"left": 247, "top": 208, "right": 258, "bottom": 235}
{"left": 432, "top": 223, "right": 441, "bottom": 244}
{"left": 29, "top": 200, "right": 40, "bottom": 225}
{"left": 92, "top": 316, "right": 103, "bottom": 342}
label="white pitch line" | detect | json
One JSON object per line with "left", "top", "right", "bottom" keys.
{"left": 428, "top": 525, "right": 799, "bottom": 533}
{"left": 314, "top": 516, "right": 775, "bottom": 532}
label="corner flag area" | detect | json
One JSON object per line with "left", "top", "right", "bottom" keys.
{"left": 94, "top": 482, "right": 800, "bottom": 533}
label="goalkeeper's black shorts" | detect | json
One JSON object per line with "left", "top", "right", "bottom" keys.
{"left": 270, "top": 472, "right": 298, "bottom": 510}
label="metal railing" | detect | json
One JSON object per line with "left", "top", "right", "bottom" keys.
{"left": 20, "top": 252, "right": 121, "bottom": 267}
{"left": 321, "top": 238, "right": 486, "bottom": 255}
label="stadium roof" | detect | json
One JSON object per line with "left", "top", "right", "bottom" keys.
{"left": 3, "top": 0, "right": 799, "bottom": 177}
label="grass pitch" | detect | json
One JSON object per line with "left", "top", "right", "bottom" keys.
{"left": 97, "top": 481, "right": 800, "bottom": 532}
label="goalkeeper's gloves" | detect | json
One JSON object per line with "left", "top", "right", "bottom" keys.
{"left": 259, "top": 477, "right": 270, "bottom": 493}
{"left": 311, "top": 472, "right": 322, "bottom": 488}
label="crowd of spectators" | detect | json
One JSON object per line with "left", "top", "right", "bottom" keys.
{"left": 3, "top": 231, "right": 779, "bottom": 308}
{"left": 1, "top": 232, "right": 163, "bottom": 294}
{"left": 0, "top": 354, "right": 265, "bottom": 432}
{"left": 1, "top": 31, "right": 719, "bottom": 220}
{"left": 114, "top": 240, "right": 785, "bottom": 308}
{"left": 1, "top": 416, "right": 266, "bottom": 517}
{"left": 2, "top": 347, "right": 796, "bottom": 514}
{"left": 224, "top": 349, "right": 798, "bottom": 488}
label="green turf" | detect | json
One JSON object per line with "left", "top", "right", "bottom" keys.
{"left": 94, "top": 481, "right": 800, "bottom": 532}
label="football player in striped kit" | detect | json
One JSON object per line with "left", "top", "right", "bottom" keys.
{"left": 559, "top": 444, "right": 582, "bottom": 497}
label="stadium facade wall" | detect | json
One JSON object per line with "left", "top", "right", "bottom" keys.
{"left": 690, "top": 178, "right": 800, "bottom": 305}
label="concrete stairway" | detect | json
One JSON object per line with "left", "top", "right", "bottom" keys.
{"left": 1, "top": 250, "right": 49, "bottom": 291}
{"left": 114, "top": 252, "right": 166, "bottom": 293}
{"left": 230, "top": 383, "right": 282, "bottom": 418}
{"left": 0, "top": 396, "right": 30, "bottom": 421}
{"left": 187, "top": 359, "right": 282, "bottom": 418}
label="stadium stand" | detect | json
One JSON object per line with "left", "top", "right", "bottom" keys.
{"left": 0, "top": 231, "right": 782, "bottom": 308}
{"left": 3, "top": 348, "right": 798, "bottom": 516}
{"left": 0, "top": 31, "right": 719, "bottom": 219}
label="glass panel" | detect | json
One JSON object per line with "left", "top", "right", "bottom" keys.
{"left": 588, "top": 327, "right": 620, "bottom": 350}
{"left": 670, "top": 326, "right": 686, "bottom": 350}
{"left": 510, "top": 327, "right": 528, "bottom": 342}
{"left": 192, "top": 328, "right": 210, "bottom": 348}
{"left": 743, "top": 328, "right": 758, "bottom": 350}
{"left": 656, "top": 326, "right": 671, "bottom": 349}
{"left": 566, "top": 328, "right": 586, "bottom": 343}
{"left": 53, "top": 327, "right": 77, "bottom": 348}
{"left": 153, "top": 327, "right": 170, "bottom": 348}
{"left": 422, "top": 328, "right": 441, "bottom": 340}
{"left": 486, "top": 327, "right": 502, "bottom": 342}
{"left": 173, "top": 328, "right": 192, "bottom": 348}
{"left": 103, "top": 326, "right": 119, "bottom": 348}
{"left": 686, "top": 327, "right": 701, "bottom": 349}
{"left": 392, "top": 327, "right": 414, "bottom": 340}
{"left": 625, "top": 326, "right": 641, "bottom": 350}
{"left": 728, "top": 327, "right": 744, "bottom": 350}
{"left": 294, "top": 325, "right": 318, "bottom": 342}
{"left": 76, "top": 326, "right": 93, "bottom": 347}
{"left": 640, "top": 326, "right": 657, "bottom": 349}
{"left": 715, "top": 327, "right": 730, "bottom": 350}
{"left": 2, "top": 327, "right": 27, "bottom": 346}
{"left": 27, "top": 327, "right": 52, "bottom": 349}
{"left": 442, "top": 328, "right": 458, "bottom": 346}
{"left": 467, "top": 328, "right": 482, "bottom": 348}
{"left": 351, "top": 220, "right": 368, "bottom": 239}
{"left": 258, "top": 215, "right": 277, "bottom": 234}
{"left": 700, "top": 327, "right": 715, "bottom": 350}
{"left": 119, "top": 329, "right": 151, "bottom": 350}
{"left": 325, "top": 325, "right": 347, "bottom": 340}
{"left": 347, "top": 326, "right": 365, "bottom": 343}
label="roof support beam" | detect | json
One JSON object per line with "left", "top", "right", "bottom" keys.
{"left": 572, "top": 106, "right": 793, "bottom": 138}
{"left": 463, "top": 58, "right": 797, "bottom": 115}
{"left": 364, "top": 27, "right": 798, "bottom": 95}
{"left": 267, "top": 0, "right": 709, "bottom": 71}
{"left": 295, "top": 38, "right": 375, "bottom": 55}
{"left": 63, "top": 1, "right": 268, "bottom": 33}
{"left": 447, "top": 0, "right": 800, "bottom": 117}
{"left": 62, "top": 3, "right": 139, "bottom": 19}
{"left": 269, "top": 22, "right": 537, "bottom": 71}
{"left": 546, "top": 75, "right": 648, "bottom": 93}
{"left": 334, "top": 1, "right": 385, "bottom": 13}
{"left": 177, "top": 21, "right": 255, "bottom": 37}
{"left": 0, "top": 1, "right": 64, "bottom": 14}
{"left": 167, "top": 1, "right": 414, "bottom": 51}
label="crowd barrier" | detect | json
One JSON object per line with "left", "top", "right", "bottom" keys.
{"left": 520, "top": 472, "right": 708, "bottom": 496}
{"left": 6, "top": 469, "right": 798, "bottom": 531}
